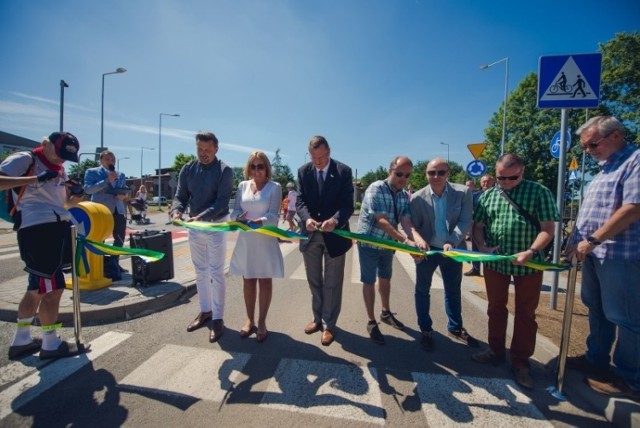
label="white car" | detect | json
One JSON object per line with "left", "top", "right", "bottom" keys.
{"left": 147, "top": 196, "right": 168, "bottom": 206}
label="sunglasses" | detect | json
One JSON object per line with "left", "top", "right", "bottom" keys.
{"left": 580, "top": 132, "right": 612, "bottom": 151}
{"left": 393, "top": 171, "right": 411, "bottom": 179}
{"left": 250, "top": 164, "right": 266, "bottom": 170}
{"left": 496, "top": 175, "right": 521, "bottom": 181}
{"left": 426, "top": 170, "right": 448, "bottom": 177}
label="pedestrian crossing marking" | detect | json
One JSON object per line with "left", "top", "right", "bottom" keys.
{"left": 0, "top": 331, "right": 132, "bottom": 421}
{"left": 120, "top": 345, "right": 250, "bottom": 402}
{"left": 262, "top": 358, "right": 384, "bottom": 424}
{"left": 413, "top": 372, "right": 552, "bottom": 426}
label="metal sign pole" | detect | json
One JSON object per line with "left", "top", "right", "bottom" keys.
{"left": 547, "top": 254, "right": 579, "bottom": 400}
{"left": 70, "top": 225, "right": 83, "bottom": 345}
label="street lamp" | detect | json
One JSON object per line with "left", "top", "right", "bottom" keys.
{"left": 440, "top": 142, "right": 450, "bottom": 162}
{"left": 480, "top": 57, "right": 509, "bottom": 155}
{"left": 59, "top": 80, "right": 69, "bottom": 132}
{"left": 101, "top": 67, "right": 127, "bottom": 149}
{"left": 117, "top": 156, "right": 130, "bottom": 171}
{"left": 140, "top": 146, "right": 155, "bottom": 179}
{"left": 158, "top": 113, "right": 180, "bottom": 209}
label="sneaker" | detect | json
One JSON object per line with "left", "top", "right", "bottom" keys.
{"left": 380, "top": 311, "right": 405, "bottom": 330}
{"left": 39, "top": 340, "right": 88, "bottom": 360}
{"left": 367, "top": 321, "right": 385, "bottom": 345}
{"left": 585, "top": 376, "right": 640, "bottom": 402}
{"left": 463, "top": 269, "right": 481, "bottom": 277}
{"left": 8, "top": 338, "right": 42, "bottom": 360}
{"left": 512, "top": 366, "right": 534, "bottom": 390}
{"left": 566, "top": 354, "right": 612, "bottom": 379}
{"left": 472, "top": 348, "right": 506, "bottom": 365}
{"left": 448, "top": 328, "right": 480, "bottom": 347}
{"left": 420, "top": 331, "right": 434, "bottom": 351}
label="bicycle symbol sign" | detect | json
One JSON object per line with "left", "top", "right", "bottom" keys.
{"left": 550, "top": 130, "right": 572, "bottom": 159}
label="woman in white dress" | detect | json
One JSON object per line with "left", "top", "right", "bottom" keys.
{"left": 229, "top": 151, "right": 284, "bottom": 342}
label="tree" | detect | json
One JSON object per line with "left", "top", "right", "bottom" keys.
{"left": 171, "top": 153, "right": 196, "bottom": 175}
{"left": 481, "top": 32, "right": 640, "bottom": 195}
{"left": 271, "top": 148, "right": 295, "bottom": 195}
{"left": 67, "top": 159, "right": 99, "bottom": 183}
{"left": 599, "top": 31, "right": 640, "bottom": 143}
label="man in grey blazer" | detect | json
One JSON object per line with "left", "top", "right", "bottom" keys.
{"left": 296, "top": 136, "right": 354, "bottom": 346}
{"left": 410, "top": 158, "right": 479, "bottom": 351}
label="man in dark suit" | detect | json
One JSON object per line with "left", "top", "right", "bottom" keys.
{"left": 296, "top": 135, "right": 354, "bottom": 346}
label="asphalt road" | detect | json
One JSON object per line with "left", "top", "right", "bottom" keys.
{"left": 0, "top": 217, "right": 617, "bottom": 426}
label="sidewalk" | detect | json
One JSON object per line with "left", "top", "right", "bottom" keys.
{"left": 0, "top": 213, "right": 201, "bottom": 325}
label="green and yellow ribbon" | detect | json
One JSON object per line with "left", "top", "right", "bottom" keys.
{"left": 75, "top": 236, "right": 165, "bottom": 276}
{"left": 173, "top": 220, "right": 307, "bottom": 241}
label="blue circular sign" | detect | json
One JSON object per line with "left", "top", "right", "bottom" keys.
{"left": 466, "top": 160, "right": 487, "bottom": 178}
{"left": 550, "top": 130, "right": 572, "bottom": 159}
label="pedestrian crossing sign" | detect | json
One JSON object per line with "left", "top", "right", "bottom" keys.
{"left": 537, "top": 53, "right": 601, "bottom": 109}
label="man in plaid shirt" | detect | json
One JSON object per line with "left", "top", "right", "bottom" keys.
{"left": 471, "top": 153, "right": 559, "bottom": 389}
{"left": 565, "top": 116, "right": 640, "bottom": 402}
{"left": 356, "top": 156, "right": 426, "bottom": 345}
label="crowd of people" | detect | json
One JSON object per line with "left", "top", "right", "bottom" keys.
{"left": 1, "top": 115, "right": 638, "bottom": 401}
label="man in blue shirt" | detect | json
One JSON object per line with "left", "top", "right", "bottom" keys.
{"left": 566, "top": 116, "right": 640, "bottom": 402}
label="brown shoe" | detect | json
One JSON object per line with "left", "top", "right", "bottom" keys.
{"left": 586, "top": 376, "right": 640, "bottom": 402}
{"left": 321, "top": 329, "right": 334, "bottom": 346}
{"left": 304, "top": 321, "right": 322, "bottom": 335}
{"left": 512, "top": 366, "right": 534, "bottom": 390}
{"left": 187, "top": 311, "right": 212, "bottom": 332}
{"left": 209, "top": 319, "right": 225, "bottom": 343}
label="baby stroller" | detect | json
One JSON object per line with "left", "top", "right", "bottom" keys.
{"left": 129, "top": 198, "right": 150, "bottom": 225}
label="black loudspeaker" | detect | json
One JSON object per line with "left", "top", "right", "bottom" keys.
{"left": 129, "top": 230, "right": 174, "bottom": 286}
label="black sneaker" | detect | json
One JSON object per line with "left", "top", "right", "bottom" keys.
{"left": 420, "top": 331, "right": 434, "bottom": 351}
{"left": 472, "top": 348, "right": 506, "bottom": 366}
{"left": 380, "top": 311, "right": 405, "bottom": 330}
{"left": 367, "top": 321, "right": 385, "bottom": 345}
{"left": 448, "top": 328, "right": 479, "bottom": 347}
{"left": 566, "top": 354, "right": 612, "bottom": 379}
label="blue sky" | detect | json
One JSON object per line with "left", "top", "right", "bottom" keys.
{"left": 1, "top": 0, "right": 638, "bottom": 179}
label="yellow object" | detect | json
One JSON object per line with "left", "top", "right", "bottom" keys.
{"left": 65, "top": 201, "right": 115, "bottom": 290}
{"left": 568, "top": 158, "right": 579, "bottom": 171}
{"left": 467, "top": 142, "right": 487, "bottom": 160}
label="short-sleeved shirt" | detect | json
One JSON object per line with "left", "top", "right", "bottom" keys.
{"left": 357, "top": 179, "right": 410, "bottom": 249}
{"left": 0, "top": 151, "right": 70, "bottom": 229}
{"left": 473, "top": 180, "right": 560, "bottom": 276}
{"left": 571, "top": 144, "right": 640, "bottom": 260}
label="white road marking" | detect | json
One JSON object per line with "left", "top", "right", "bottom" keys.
{"left": 412, "top": 372, "right": 552, "bottom": 427}
{"left": 0, "top": 331, "right": 132, "bottom": 420}
{"left": 120, "top": 345, "right": 250, "bottom": 402}
{"left": 261, "top": 358, "right": 384, "bottom": 425}
{"left": 395, "top": 252, "right": 444, "bottom": 289}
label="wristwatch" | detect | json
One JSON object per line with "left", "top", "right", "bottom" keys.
{"left": 586, "top": 236, "right": 602, "bottom": 246}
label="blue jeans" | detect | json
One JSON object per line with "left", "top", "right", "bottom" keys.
{"left": 415, "top": 251, "right": 463, "bottom": 332}
{"left": 582, "top": 255, "right": 640, "bottom": 390}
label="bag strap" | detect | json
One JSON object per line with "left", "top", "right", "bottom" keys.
{"left": 8, "top": 152, "right": 36, "bottom": 216}
{"left": 496, "top": 186, "right": 541, "bottom": 232}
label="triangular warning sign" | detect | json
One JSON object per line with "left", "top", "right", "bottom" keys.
{"left": 569, "top": 158, "right": 579, "bottom": 171}
{"left": 467, "top": 143, "right": 487, "bottom": 160}
{"left": 540, "top": 56, "right": 598, "bottom": 102}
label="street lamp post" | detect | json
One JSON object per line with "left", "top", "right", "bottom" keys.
{"left": 117, "top": 156, "right": 130, "bottom": 172}
{"left": 101, "top": 67, "right": 127, "bottom": 149}
{"left": 140, "top": 146, "right": 155, "bottom": 180}
{"left": 59, "top": 80, "right": 69, "bottom": 132}
{"left": 480, "top": 57, "right": 509, "bottom": 155}
{"left": 440, "top": 142, "right": 450, "bottom": 162}
{"left": 158, "top": 113, "right": 180, "bottom": 210}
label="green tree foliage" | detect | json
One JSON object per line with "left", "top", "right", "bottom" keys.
{"left": 599, "top": 31, "right": 640, "bottom": 143}
{"left": 271, "top": 148, "right": 295, "bottom": 196}
{"left": 67, "top": 159, "right": 99, "bottom": 183}
{"left": 171, "top": 153, "right": 196, "bottom": 175}
{"left": 481, "top": 32, "right": 640, "bottom": 195}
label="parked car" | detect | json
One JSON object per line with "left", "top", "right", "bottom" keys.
{"left": 148, "top": 196, "right": 168, "bottom": 206}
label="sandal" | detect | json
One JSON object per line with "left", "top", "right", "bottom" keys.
{"left": 240, "top": 325, "right": 257, "bottom": 338}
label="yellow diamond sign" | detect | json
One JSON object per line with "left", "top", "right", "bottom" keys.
{"left": 467, "top": 143, "right": 487, "bottom": 160}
